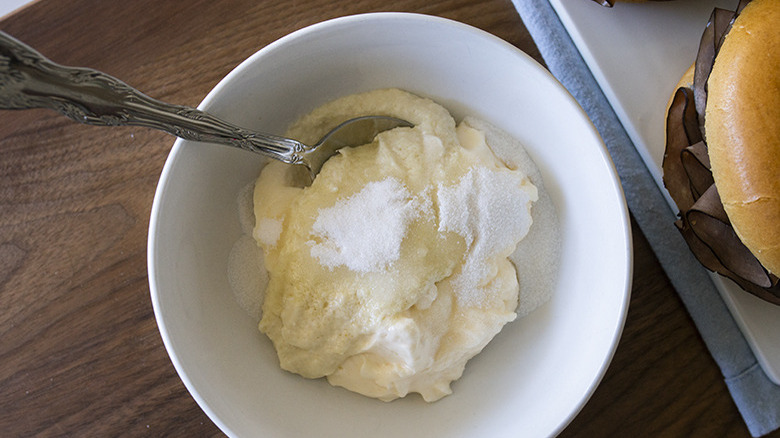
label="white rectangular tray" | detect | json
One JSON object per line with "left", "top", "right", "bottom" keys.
{"left": 548, "top": 0, "right": 780, "bottom": 384}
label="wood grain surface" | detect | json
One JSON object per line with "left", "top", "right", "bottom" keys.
{"left": 0, "top": 0, "right": 776, "bottom": 437}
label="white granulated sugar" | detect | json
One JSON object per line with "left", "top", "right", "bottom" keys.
{"left": 438, "top": 167, "right": 537, "bottom": 306}
{"left": 462, "top": 117, "right": 561, "bottom": 317}
{"left": 309, "top": 177, "right": 419, "bottom": 273}
{"left": 227, "top": 234, "right": 268, "bottom": 321}
{"left": 254, "top": 217, "right": 283, "bottom": 247}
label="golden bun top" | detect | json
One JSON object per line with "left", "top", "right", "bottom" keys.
{"left": 705, "top": 0, "right": 780, "bottom": 274}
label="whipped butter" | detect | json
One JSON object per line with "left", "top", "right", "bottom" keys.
{"left": 229, "top": 89, "right": 560, "bottom": 402}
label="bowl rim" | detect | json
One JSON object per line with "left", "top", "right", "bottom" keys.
{"left": 147, "top": 11, "right": 633, "bottom": 438}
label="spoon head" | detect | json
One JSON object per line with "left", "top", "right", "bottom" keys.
{"left": 302, "top": 115, "right": 412, "bottom": 178}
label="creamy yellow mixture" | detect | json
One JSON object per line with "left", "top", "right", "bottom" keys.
{"left": 230, "top": 89, "right": 559, "bottom": 402}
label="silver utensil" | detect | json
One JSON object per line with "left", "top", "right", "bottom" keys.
{"left": 0, "top": 31, "right": 411, "bottom": 179}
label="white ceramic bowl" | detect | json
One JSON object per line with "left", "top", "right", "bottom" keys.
{"left": 148, "top": 13, "right": 632, "bottom": 438}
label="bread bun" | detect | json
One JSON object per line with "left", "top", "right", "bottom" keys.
{"left": 662, "top": 0, "right": 779, "bottom": 303}
{"left": 705, "top": 0, "right": 780, "bottom": 274}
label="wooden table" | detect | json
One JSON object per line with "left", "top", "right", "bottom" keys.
{"left": 0, "top": 0, "right": 776, "bottom": 436}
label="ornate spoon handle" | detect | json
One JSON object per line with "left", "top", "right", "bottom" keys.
{"left": 0, "top": 31, "right": 305, "bottom": 164}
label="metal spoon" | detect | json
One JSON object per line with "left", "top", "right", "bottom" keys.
{"left": 0, "top": 31, "right": 412, "bottom": 181}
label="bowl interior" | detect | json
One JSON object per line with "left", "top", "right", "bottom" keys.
{"left": 148, "top": 13, "right": 631, "bottom": 438}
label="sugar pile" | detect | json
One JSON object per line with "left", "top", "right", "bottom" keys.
{"left": 462, "top": 116, "right": 561, "bottom": 317}
{"left": 438, "top": 166, "right": 537, "bottom": 306}
{"left": 309, "top": 177, "right": 421, "bottom": 273}
{"left": 228, "top": 181, "right": 268, "bottom": 320}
